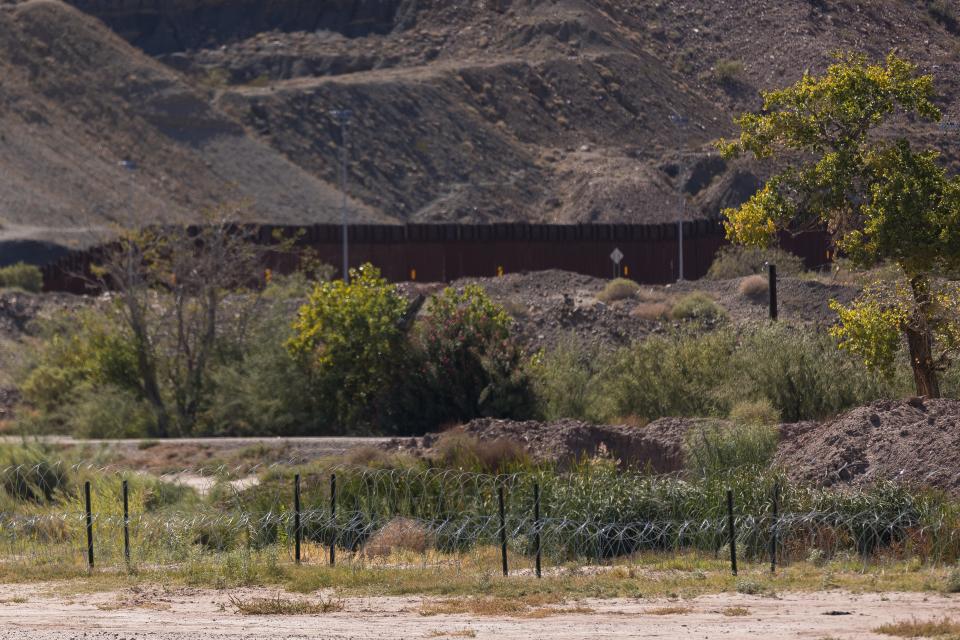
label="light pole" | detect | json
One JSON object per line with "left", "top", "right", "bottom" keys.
{"left": 330, "top": 109, "right": 352, "bottom": 283}
{"left": 668, "top": 113, "right": 688, "bottom": 282}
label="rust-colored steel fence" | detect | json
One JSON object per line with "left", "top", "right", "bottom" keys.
{"left": 40, "top": 222, "right": 833, "bottom": 292}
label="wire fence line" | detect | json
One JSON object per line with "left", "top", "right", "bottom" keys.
{"left": 0, "top": 460, "right": 958, "bottom": 575}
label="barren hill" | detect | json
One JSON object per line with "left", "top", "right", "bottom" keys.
{"left": 1, "top": 0, "right": 959, "bottom": 249}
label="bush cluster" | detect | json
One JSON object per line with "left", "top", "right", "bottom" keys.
{"left": 707, "top": 245, "right": 805, "bottom": 280}
{"left": 0, "top": 262, "right": 43, "bottom": 292}
{"left": 536, "top": 324, "right": 909, "bottom": 425}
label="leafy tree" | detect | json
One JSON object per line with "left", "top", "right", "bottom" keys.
{"left": 88, "top": 209, "right": 281, "bottom": 436}
{"left": 287, "top": 264, "right": 409, "bottom": 432}
{"left": 719, "top": 52, "right": 960, "bottom": 397}
{"left": 405, "top": 285, "right": 535, "bottom": 427}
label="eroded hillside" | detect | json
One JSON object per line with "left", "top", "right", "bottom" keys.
{"left": 1, "top": 0, "right": 959, "bottom": 247}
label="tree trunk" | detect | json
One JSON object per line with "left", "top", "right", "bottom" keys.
{"left": 907, "top": 276, "right": 940, "bottom": 399}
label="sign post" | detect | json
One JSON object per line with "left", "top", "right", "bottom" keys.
{"left": 610, "top": 248, "right": 624, "bottom": 279}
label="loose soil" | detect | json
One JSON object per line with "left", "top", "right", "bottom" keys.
{"left": 0, "top": 583, "right": 955, "bottom": 639}
{"left": 776, "top": 398, "right": 960, "bottom": 492}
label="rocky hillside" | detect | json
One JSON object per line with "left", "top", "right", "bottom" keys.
{"left": 1, "top": 0, "right": 959, "bottom": 248}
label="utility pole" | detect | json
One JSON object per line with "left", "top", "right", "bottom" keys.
{"left": 669, "top": 113, "right": 688, "bottom": 282}
{"left": 330, "top": 109, "right": 352, "bottom": 283}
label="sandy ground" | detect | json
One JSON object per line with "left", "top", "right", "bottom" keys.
{"left": 0, "top": 584, "right": 956, "bottom": 639}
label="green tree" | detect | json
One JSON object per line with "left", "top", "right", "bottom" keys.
{"left": 719, "top": 52, "right": 960, "bottom": 397}
{"left": 287, "top": 264, "right": 409, "bottom": 431}
{"left": 406, "top": 285, "right": 535, "bottom": 427}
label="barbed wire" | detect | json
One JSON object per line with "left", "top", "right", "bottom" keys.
{"left": 0, "top": 460, "right": 957, "bottom": 572}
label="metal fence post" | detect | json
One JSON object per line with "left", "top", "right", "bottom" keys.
{"left": 727, "top": 489, "right": 737, "bottom": 576}
{"left": 498, "top": 484, "right": 508, "bottom": 577}
{"left": 770, "top": 482, "right": 779, "bottom": 574}
{"left": 84, "top": 480, "right": 94, "bottom": 569}
{"left": 122, "top": 479, "right": 130, "bottom": 566}
{"left": 768, "top": 263, "right": 778, "bottom": 320}
{"left": 294, "top": 474, "right": 302, "bottom": 565}
{"left": 329, "top": 474, "right": 337, "bottom": 567}
{"left": 533, "top": 482, "right": 542, "bottom": 579}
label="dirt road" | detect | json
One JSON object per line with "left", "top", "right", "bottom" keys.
{"left": 0, "top": 584, "right": 955, "bottom": 639}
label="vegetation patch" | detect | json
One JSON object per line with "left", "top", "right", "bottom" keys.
{"left": 873, "top": 617, "right": 960, "bottom": 637}
{"left": 597, "top": 278, "right": 640, "bottom": 303}
{"left": 229, "top": 593, "right": 344, "bottom": 615}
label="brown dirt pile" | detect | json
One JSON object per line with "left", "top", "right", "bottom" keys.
{"left": 775, "top": 398, "right": 960, "bottom": 492}
{"left": 411, "top": 416, "right": 713, "bottom": 472}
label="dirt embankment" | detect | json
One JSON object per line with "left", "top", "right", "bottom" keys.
{"left": 403, "top": 397, "right": 960, "bottom": 493}
{"left": 775, "top": 398, "right": 960, "bottom": 492}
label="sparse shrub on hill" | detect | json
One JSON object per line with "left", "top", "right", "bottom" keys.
{"left": 737, "top": 274, "right": 769, "bottom": 299}
{"left": 707, "top": 245, "right": 804, "bottom": 280}
{"left": 0, "top": 262, "right": 43, "bottom": 292}
{"left": 597, "top": 278, "right": 640, "bottom": 303}
{"left": 713, "top": 59, "right": 745, "bottom": 86}
{"left": 669, "top": 291, "right": 726, "bottom": 321}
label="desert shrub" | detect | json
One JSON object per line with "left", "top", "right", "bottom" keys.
{"left": 928, "top": 0, "right": 958, "bottom": 32}
{"left": 597, "top": 278, "right": 640, "bottom": 303}
{"left": 0, "top": 262, "right": 43, "bottom": 292}
{"left": 532, "top": 335, "right": 604, "bottom": 421}
{"left": 714, "top": 59, "right": 745, "bottom": 87}
{"left": 0, "top": 446, "right": 67, "bottom": 504}
{"left": 707, "top": 245, "right": 805, "bottom": 280}
{"left": 364, "top": 518, "right": 434, "bottom": 557}
{"left": 728, "top": 398, "right": 780, "bottom": 426}
{"left": 431, "top": 432, "right": 530, "bottom": 474}
{"left": 669, "top": 292, "right": 726, "bottom": 321}
{"left": 946, "top": 566, "right": 960, "bottom": 593}
{"left": 70, "top": 385, "right": 154, "bottom": 439}
{"left": 632, "top": 302, "right": 671, "bottom": 320}
{"left": 397, "top": 285, "right": 536, "bottom": 431}
{"left": 287, "top": 264, "right": 410, "bottom": 432}
{"left": 731, "top": 323, "right": 906, "bottom": 422}
{"left": 737, "top": 274, "right": 769, "bottom": 299}
{"left": 685, "top": 421, "right": 779, "bottom": 477}
{"left": 19, "top": 309, "right": 140, "bottom": 419}
{"left": 591, "top": 330, "right": 735, "bottom": 422}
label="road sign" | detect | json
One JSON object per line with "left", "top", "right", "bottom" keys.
{"left": 610, "top": 248, "right": 624, "bottom": 265}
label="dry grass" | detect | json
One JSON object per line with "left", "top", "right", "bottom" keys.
{"left": 425, "top": 630, "right": 477, "bottom": 638}
{"left": 365, "top": 518, "right": 434, "bottom": 557}
{"left": 632, "top": 301, "right": 671, "bottom": 320}
{"left": 874, "top": 617, "right": 960, "bottom": 637}
{"left": 597, "top": 278, "right": 640, "bottom": 303}
{"left": 229, "top": 593, "right": 344, "bottom": 615}
{"left": 737, "top": 274, "right": 769, "bottom": 299}
{"left": 419, "top": 596, "right": 593, "bottom": 618}
{"left": 647, "top": 606, "right": 692, "bottom": 615}
{"left": 721, "top": 606, "right": 750, "bottom": 617}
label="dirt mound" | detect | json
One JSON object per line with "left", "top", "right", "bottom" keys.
{"left": 775, "top": 398, "right": 960, "bottom": 492}
{"left": 411, "top": 270, "right": 860, "bottom": 350}
{"left": 426, "top": 416, "right": 713, "bottom": 472}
